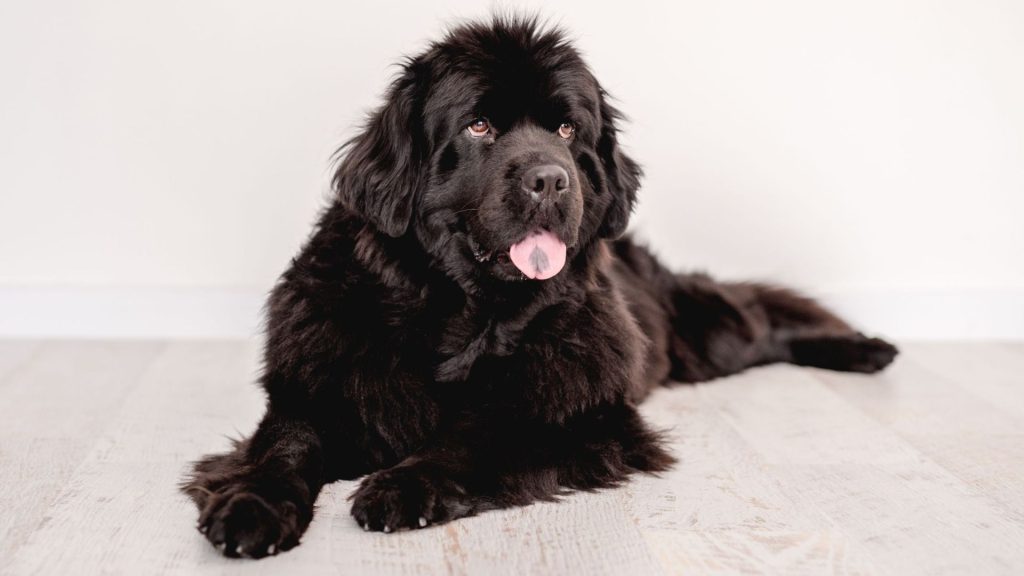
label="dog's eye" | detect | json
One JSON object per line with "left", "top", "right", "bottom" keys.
{"left": 557, "top": 122, "right": 575, "bottom": 139}
{"left": 467, "top": 118, "right": 491, "bottom": 137}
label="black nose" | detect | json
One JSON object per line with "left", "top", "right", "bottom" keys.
{"left": 521, "top": 164, "right": 569, "bottom": 200}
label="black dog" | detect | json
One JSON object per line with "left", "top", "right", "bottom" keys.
{"left": 183, "top": 16, "right": 897, "bottom": 558}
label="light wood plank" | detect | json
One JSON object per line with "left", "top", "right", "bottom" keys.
{"left": 322, "top": 484, "right": 664, "bottom": 576}
{"left": 0, "top": 341, "right": 164, "bottom": 570}
{"left": 0, "top": 340, "right": 40, "bottom": 383}
{"left": 4, "top": 340, "right": 1024, "bottom": 575}
{"left": 441, "top": 490, "right": 662, "bottom": 576}
{"left": 815, "top": 345, "right": 1024, "bottom": 523}
{"left": 1001, "top": 342, "right": 1024, "bottom": 356}
{"left": 631, "top": 385, "right": 877, "bottom": 575}
{"left": 5, "top": 340, "right": 263, "bottom": 576}
{"left": 699, "top": 363, "right": 1024, "bottom": 575}
{"left": 898, "top": 342, "right": 1024, "bottom": 419}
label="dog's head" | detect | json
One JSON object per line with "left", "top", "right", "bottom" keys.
{"left": 333, "top": 16, "right": 641, "bottom": 285}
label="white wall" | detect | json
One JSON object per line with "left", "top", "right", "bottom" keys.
{"left": 1, "top": 0, "right": 1022, "bottom": 338}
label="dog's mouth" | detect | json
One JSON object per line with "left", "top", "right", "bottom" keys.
{"left": 468, "top": 229, "right": 568, "bottom": 281}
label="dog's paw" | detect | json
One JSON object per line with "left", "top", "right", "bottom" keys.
{"left": 350, "top": 465, "right": 471, "bottom": 533}
{"left": 849, "top": 335, "right": 899, "bottom": 372}
{"left": 197, "top": 488, "right": 301, "bottom": 558}
{"left": 791, "top": 333, "right": 899, "bottom": 374}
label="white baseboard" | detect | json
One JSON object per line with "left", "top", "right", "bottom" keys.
{"left": 0, "top": 286, "right": 1022, "bottom": 340}
{"left": 0, "top": 287, "right": 267, "bottom": 339}
{"left": 816, "top": 287, "right": 1024, "bottom": 341}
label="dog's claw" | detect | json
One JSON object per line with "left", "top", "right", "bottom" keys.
{"left": 267, "top": 544, "right": 276, "bottom": 555}
{"left": 418, "top": 517, "right": 427, "bottom": 528}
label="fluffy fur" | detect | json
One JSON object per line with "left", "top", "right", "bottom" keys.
{"left": 183, "top": 16, "right": 897, "bottom": 558}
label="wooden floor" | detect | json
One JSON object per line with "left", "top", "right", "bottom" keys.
{"left": 2, "top": 341, "right": 1024, "bottom": 575}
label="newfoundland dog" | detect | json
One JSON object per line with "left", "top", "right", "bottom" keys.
{"left": 183, "top": 16, "right": 897, "bottom": 558}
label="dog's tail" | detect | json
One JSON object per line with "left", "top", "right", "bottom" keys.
{"left": 609, "top": 237, "right": 898, "bottom": 383}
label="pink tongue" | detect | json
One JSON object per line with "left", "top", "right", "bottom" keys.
{"left": 508, "top": 230, "right": 567, "bottom": 280}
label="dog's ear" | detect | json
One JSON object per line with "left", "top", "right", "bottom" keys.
{"left": 332, "top": 64, "right": 425, "bottom": 237}
{"left": 596, "top": 95, "right": 642, "bottom": 239}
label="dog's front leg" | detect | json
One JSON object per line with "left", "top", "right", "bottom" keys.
{"left": 183, "top": 413, "right": 324, "bottom": 557}
{"left": 349, "top": 402, "right": 673, "bottom": 532}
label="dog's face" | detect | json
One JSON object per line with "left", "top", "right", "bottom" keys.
{"left": 334, "top": 18, "right": 641, "bottom": 286}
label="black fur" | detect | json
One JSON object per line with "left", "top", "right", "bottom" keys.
{"left": 182, "top": 16, "right": 897, "bottom": 558}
